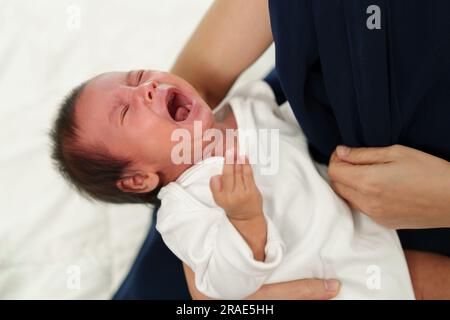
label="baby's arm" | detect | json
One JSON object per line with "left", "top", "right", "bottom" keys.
{"left": 210, "top": 157, "right": 267, "bottom": 261}
{"left": 157, "top": 157, "right": 284, "bottom": 299}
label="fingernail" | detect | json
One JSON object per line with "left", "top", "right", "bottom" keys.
{"left": 336, "top": 145, "right": 350, "bottom": 158}
{"left": 324, "top": 279, "right": 340, "bottom": 292}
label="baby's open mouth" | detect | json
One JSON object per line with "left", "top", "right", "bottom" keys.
{"left": 167, "top": 90, "right": 192, "bottom": 122}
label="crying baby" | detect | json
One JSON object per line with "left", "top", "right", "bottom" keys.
{"left": 50, "top": 69, "right": 415, "bottom": 299}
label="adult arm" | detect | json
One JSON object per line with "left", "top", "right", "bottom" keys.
{"left": 170, "top": 0, "right": 273, "bottom": 107}
{"left": 405, "top": 250, "right": 450, "bottom": 299}
{"left": 328, "top": 145, "right": 450, "bottom": 229}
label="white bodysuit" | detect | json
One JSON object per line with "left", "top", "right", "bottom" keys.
{"left": 157, "top": 81, "right": 415, "bottom": 300}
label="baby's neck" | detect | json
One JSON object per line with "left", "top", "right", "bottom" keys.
{"left": 206, "top": 103, "right": 238, "bottom": 159}
{"left": 219, "top": 103, "right": 238, "bottom": 131}
{"left": 161, "top": 105, "right": 238, "bottom": 185}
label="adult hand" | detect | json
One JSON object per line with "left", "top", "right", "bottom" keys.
{"left": 183, "top": 263, "right": 340, "bottom": 300}
{"left": 329, "top": 144, "right": 450, "bottom": 229}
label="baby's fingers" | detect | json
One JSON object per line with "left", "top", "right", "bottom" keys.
{"left": 210, "top": 175, "right": 223, "bottom": 204}
{"left": 242, "top": 157, "right": 256, "bottom": 189}
{"left": 233, "top": 160, "right": 246, "bottom": 192}
{"left": 222, "top": 162, "right": 235, "bottom": 192}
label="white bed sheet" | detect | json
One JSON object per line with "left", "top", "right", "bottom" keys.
{"left": 0, "top": 0, "right": 274, "bottom": 299}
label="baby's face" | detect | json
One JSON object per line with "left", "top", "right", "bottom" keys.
{"left": 75, "top": 70, "right": 214, "bottom": 174}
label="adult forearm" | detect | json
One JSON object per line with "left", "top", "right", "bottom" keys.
{"left": 170, "top": 0, "right": 273, "bottom": 108}
{"left": 171, "top": 47, "right": 229, "bottom": 108}
{"left": 405, "top": 250, "right": 450, "bottom": 299}
{"left": 442, "top": 162, "right": 450, "bottom": 226}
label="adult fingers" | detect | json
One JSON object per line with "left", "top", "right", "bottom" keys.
{"left": 336, "top": 145, "right": 394, "bottom": 165}
{"left": 328, "top": 161, "right": 366, "bottom": 190}
{"left": 234, "top": 161, "right": 246, "bottom": 192}
{"left": 331, "top": 181, "right": 365, "bottom": 212}
{"left": 210, "top": 175, "right": 223, "bottom": 205}
{"left": 247, "top": 278, "right": 340, "bottom": 300}
{"left": 242, "top": 157, "right": 256, "bottom": 189}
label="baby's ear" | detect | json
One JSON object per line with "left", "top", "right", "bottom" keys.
{"left": 116, "top": 172, "right": 159, "bottom": 193}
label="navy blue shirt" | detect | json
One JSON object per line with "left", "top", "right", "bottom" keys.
{"left": 269, "top": 0, "right": 450, "bottom": 256}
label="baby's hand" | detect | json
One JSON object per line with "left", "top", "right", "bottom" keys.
{"left": 211, "top": 157, "right": 267, "bottom": 261}
{"left": 210, "top": 157, "right": 263, "bottom": 221}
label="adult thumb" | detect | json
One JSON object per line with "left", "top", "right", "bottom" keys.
{"left": 295, "top": 279, "right": 341, "bottom": 300}
{"left": 251, "top": 278, "right": 340, "bottom": 300}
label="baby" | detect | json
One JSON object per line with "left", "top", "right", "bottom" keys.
{"left": 51, "top": 70, "right": 414, "bottom": 299}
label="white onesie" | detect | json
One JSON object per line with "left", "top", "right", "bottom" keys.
{"left": 156, "top": 81, "right": 415, "bottom": 300}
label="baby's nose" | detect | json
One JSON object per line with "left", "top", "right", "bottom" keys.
{"left": 145, "top": 80, "right": 158, "bottom": 101}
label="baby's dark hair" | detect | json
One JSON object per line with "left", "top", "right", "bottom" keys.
{"left": 50, "top": 82, "right": 161, "bottom": 206}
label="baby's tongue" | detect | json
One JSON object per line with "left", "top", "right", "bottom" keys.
{"left": 175, "top": 105, "right": 190, "bottom": 121}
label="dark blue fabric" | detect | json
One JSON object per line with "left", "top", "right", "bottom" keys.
{"left": 113, "top": 207, "right": 191, "bottom": 300}
{"left": 268, "top": 0, "right": 449, "bottom": 256}
{"left": 264, "top": 68, "right": 287, "bottom": 106}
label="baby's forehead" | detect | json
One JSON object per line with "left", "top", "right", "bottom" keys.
{"left": 81, "top": 72, "right": 126, "bottom": 102}
{"left": 74, "top": 76, "right": 118, "bottom": 144}
{"left": 75, "top": 78, "right": 113, "bottom": 121}
{"left": 90, "top": 71, "right": 127, "bottom": 88}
